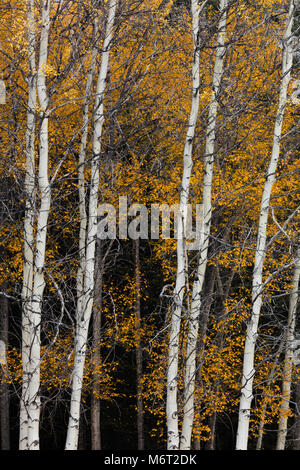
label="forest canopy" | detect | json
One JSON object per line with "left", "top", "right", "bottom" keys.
{"left": 0, "top": 0, "right": 299, "bottom": 451}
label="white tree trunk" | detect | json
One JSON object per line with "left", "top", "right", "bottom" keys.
{"left": 236, "top": 0, "right": 296, "bottom": 450}
{"left": 76, "top": 14, "right": 99, "bottom": 324}
{"left": 180, "top": 0, "right": 228, "bottom": 450}
{"left": 27, "top": 0, "right": 51, "bottom": 450}
{"left": 276, "top": 246, "right": 300, "bottom": 450}
{"left": 65, "top": 0, "right": 118, "bottom": 450}
{"left": 20, "top": 0, "right": 37, "bottom": 450}
{"left": 166, "top": 0, "right": 204, "bottom": 450}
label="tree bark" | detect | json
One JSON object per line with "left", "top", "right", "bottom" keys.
{"left": 78, "top": 406, "right": 88, "bottom": 450}
{"left": 20, "top": 0, "right": 37, "bottom": 450}
{"left": 91, "top": 240, "right": 103, "bottom": 450}
{"left": 76, "top": 5, "right": 99, "bottom": 327}
{"left": 276, "top": 246, "right": 300, "bottom": 450}
{"left": 180, "top": 0, "right": 228, "bottom": 450}
{"left": 27, "top": 0, "right": 51, "bottom": 450}
{"left": 193, "top": 266, "right": 216, "bottom": 450}
{"left": 65, "top": 0, "right": 118, "bottom": 450}
{"left": 166, "top": 0, "right": 205, "bottom": 450}
{"left": 205, "top": 413, "right": 217, "bottom": 450}
{"left": 134, "top": 239, "right": 144, "bottom": 450}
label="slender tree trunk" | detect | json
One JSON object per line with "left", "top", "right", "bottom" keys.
{"left": 256, "top": 403, "right": 267, "bottom": 451}
{"left": 20, "top": 0, "right": 37, "bottom": 450}
{"left": 167, "top": 0, "right": 206, "bottom": 450}
{"left": 91, "top": 240, "right": 103, "bottom": 450}
{"left": 276, "top": 246, "right": 300, "bottom": 450}
{"left": 76, "top": 3, "right": 100, "bottom": 450}
{"left": 205, "top": 413, "right": 217, "bottom": 450}
{"left": 236, "top": 1, "right": 296, "bottom": 449}
{"left": 256, "top": 339, "right": 285, "bottom": 450}
{"left": 91, "top": 238, "right": 113, "bottom": 449}
{"left": 180, "top": 0, "right": 228, "bottom": 450}
{"left": 26, "top": 0, "right": 51, "bottom": 450}
{"left": 65, "top": 0, "right": 118, "bottom": 450}
{"left": 76, "top": 6, "right": 99, "bottom": 326}
{"left": 134, "top": 239, "right": 144, "bottom": 450}
{"left": 0, "top": 290, "right": 10, "bottom": 450}
{"left": 197, "top": 266, "right": 217, "bottom": 370}
{"left": 193, "top": 266, "right": 216, "bottom": 450}
{"left": 78, "top": 407, "right": 88, "bottom": 450}
{"left": 193, "top": 438, "right": 201, "bottom": 450}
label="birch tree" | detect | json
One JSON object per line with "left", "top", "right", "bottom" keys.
{"left": 276, "top": 246, "right": 300, "bottom": 450}
{"left": 84, "top": 15, "right": 101, "bottom": 449}
{"left": 19, "top": 0, "right": 51, "bottom": 450}
{"left": 179, "top": 0, "right": 228, "bottom": 450}
{"left": 166, "top": 0, "right": 229, "bottom": 450}
{"left": 27, "top": 0, "right": 51, "bottom": 450}
{"left": 76, "top": 6, "right": 99, "bottom": 335}
{"left": 19, "top": 0, "right": 37, "bottom": 450}
{"left": 65, "top": 0, "right": 118, "bottom": 450}
{"left": 236, "top": 0, "right": 298, "bottom": 450}
{"left": 166, "top": 0, "right": 205, "bottom": 450}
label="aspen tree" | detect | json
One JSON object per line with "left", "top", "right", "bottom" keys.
{"left": 65, "top": 0, "right": 118, "bottom": 450}
{"left": 19, "top": 0, "right": 37, "bottom": 450}
{"left": 27, "top": 0, "right": 51, "bottom": 450}
{"left": 75, "top": 2, "right": 100, "bottom": 450}
{"left": 167, "top": 0, "right": 229, "bottom": 450}
{"left": 236, "top": 0, "right": 298, "bottom": 450}
{"left": 166, "top": 0, "right": 205, "bottom": 450}
{"left": 276, "top": 246, "right": 300, "bottom": 450}
{"left": 76, "top": 6, "right": 99, "bottom": 329}
{"left": 180, "top": 0, "right": 228, "bottom": 450}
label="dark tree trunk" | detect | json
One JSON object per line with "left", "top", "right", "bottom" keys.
{"left": 134, "top": 239, "right": 144, "bottom": 450}
{"left": 91, "top": 239, "right": 103, "bottom": 450}
{"left": 204, "top": 412, "right": 217, "bottom": 450}
{"left": 194, "top": 265, "right": 216, "bottom": 449}
{"left": 78, "top": 406, "right": 88, "bottom": 450}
